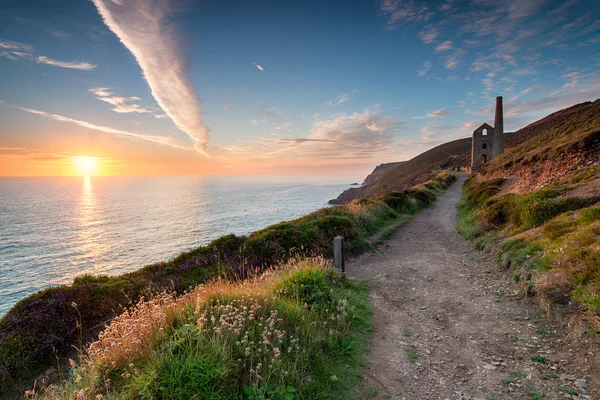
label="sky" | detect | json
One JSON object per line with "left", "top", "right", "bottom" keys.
{"left": 0, "top": 0, "right": 599, "bottom": 177}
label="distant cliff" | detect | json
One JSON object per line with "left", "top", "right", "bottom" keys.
{"left": 362, "top": 162, "right": 405, "bottom": 186}
{"left": 329, "top": 138, "right": 472, "bottom": 204}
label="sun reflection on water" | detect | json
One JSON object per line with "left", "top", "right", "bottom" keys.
{"left": 67, "top": 176, "right": 109, "bottom": 280}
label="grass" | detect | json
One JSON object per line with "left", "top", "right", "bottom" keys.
{"left": 530, "top": 355, "right": 547, "bottom": 364}
{"left": 33, "top": 258, "right": 374, "bottom": 399}
{"left": 0, "top": 171, "right": 457, "bottom": 395}
{"left": 405, "top": 348, "right": 419, "bottom": 363}
{"left": 457, "top": 176, "right": 600, "bottom": 329}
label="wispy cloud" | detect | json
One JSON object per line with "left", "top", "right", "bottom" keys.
{"left": 426, "top": 108, "right": 449, "bottom": 118}
{"left": 89, "top": 87, "right": 153, "bottom": 114}
{"left": 419, "top": 28, "right": 439, "bottom": 44}
{"left": 258, "top": 109, "right": 401, "bottom": 161}
{"left": 420, "top": 125, "right": 453, "bottom": 141}
{"left": 0, "top": 38, "right": 95, "bottom": 70}
{"left": 253, "top": 62, "right": 266, "bottom": 72}
{"left": 434, "top": 40, "right": 453, "bottom": 52}
{"left": 328, "top": 89, "right": 358, "bottom": 106}
{"left": 91, "top": 0, "right": 210, "bottom": 155}
{"left": 417, "top": 61, "right": 432, "bottom": 77}
{"left": 13, "top": 17, "right": 71, "bottom": 40}
{"left": 10, "top": 103, "right": 192, "bottom": 150}
{"left": 0, "top": 39, "right": 33, "bottom": 51}
{"left": 380, "top": 0, "right": 431, "bottom": 30}
{"left": 36, "top": 56, "right": 96, "bottom": 70}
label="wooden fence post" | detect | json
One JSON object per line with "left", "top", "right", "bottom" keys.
{"left": 334, "top": 235, "right": 345, "bottom": 273}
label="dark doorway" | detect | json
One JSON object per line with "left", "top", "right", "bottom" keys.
{"left": 482, "top": 154, "right": 487, "bottom": 164}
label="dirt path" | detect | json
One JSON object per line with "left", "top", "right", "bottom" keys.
{"left": 346, "top": 175, "right": 598, "bottom": 400}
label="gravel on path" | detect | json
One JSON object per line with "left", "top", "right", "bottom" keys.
{"left": 347, "top": 175, "right": 598, "bottom": 400}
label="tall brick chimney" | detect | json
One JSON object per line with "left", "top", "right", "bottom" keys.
{"left": 492, "top": 96, "right": 504, "bottom": 157}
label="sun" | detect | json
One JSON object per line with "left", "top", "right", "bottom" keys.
{"left": 74, "top": 156, "right": 98, "bottom": 176}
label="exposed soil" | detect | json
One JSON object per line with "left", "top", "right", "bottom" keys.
{"left": 346, "top": 175, "right": 599, "bottom": 400}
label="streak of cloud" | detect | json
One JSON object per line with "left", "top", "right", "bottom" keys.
{"left": 36, "top": 56, "right": 96, "bottom": 70}
{"left": 434, "top": 40, "right": 453, "bottom": 53}
{"left": 91, "top": 0, "right": 210, "bottom": 156}
{"left": 11, "top": 104, "right": 192, "bottom": 150}
{"left": 0, "top": 39, "right": 33, "bottom": 51}
{"left": 0, "top": 39, "right": 95, "bottom": 70}
{"left": 89, "top": 87, "right": 153, "bottom": 114}
{"left": 426, "top": 108, "right": 449, "bottom": 118}
{"left": 253, "top": 62, "right": 266, "bottom": 72}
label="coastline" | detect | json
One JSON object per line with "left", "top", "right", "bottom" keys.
{"left": 0, "top": 172, "right": 456, "bottom": 396}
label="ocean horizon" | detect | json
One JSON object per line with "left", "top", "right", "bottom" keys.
{"left": 0, "top": 175, "right": 356, "bottom": 315}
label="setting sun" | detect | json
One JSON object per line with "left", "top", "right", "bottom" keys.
{"left": 74, "top": 156, "right": 98, "bottom": 176}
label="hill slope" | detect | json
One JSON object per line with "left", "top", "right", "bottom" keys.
{"left": 459, "top": 98, "right": 600, "bottom": 330}
{"left": 331, "top": 99, "right": 600, "bottom": 205}
{"left": 329, "top": 137, "right": 472, "bottom": 203}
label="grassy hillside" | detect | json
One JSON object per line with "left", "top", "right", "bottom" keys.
{"left": 0, "top": 172, "right": 456, "bottom": 396}
{"left": 35, "top": 258, "right": 372, "bottom": 399}
{"left": 331, "top": 100, "right": 600, "bottom": 206}
{"left": 457, "top": 99, "right": 600, "bottom": 330}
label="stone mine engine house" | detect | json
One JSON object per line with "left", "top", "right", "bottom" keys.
{"left": 470, "top": 96, "right": 504, "bottom": 173}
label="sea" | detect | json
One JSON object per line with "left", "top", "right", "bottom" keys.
{"left": 0, "top": 176, "right": 354, "bottom": 316}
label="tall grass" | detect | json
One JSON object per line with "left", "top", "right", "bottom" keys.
{"left": 34, "top": 258, "right": 372, "bottom": 400}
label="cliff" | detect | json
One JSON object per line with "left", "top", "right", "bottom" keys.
{"left": 362, "top": 162, "right": 405, "bottom": 186}
{"left": 329, "top": 137, "right": 472, "bottom": 204}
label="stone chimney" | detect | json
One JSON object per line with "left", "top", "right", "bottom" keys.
{"left": 492, "top": 96, "right": 504, "bottom": 157}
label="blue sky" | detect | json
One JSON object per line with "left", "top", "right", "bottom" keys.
{"left": 0, "top": 0, "right": 599, "bottom": 176}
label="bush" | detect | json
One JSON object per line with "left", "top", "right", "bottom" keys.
{"left": 465, "top": 178, "right": 506, "bottom": 207}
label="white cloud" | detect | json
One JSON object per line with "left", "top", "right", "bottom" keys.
{"left": 0, "top": 39, "right": 33, "bottom": 52}
{"left": 253, "top": 62, "right": 266, "bottom": 72}
{"left": 89, "top": 87, "right": 152, "bottom": 114}
{"left": 444, "top": 49, "right": 465, "bottom": 70}
{"left": 426, "top": 108, "right": 449, "bottom": 118}
{"left": 418, "top": 61, "right": 432, "bottom": 77}
{"left": 419, "top": 28, "right": 439, "bottom": 44}
{"left": 0, "top": 39, "right": 96, "bottom": 70}
{"left": 91, "top": 0, "right": 210, "bottom": 156}
{"left": 420, "top": 125, "right": 453, "bottom": 141}
{"left": 15, "top": 104, "right": 192, "bottom": 150}
{"left": 328, "top": 89, "right": 357, "bottom": 106}
{"left": 380, "top": 0, "right": 431, "bottom": 30}
{"left": 253, "top": 109, "right": 400, "bottom": 161}
{"left": 36, "top": 56, "right": 96, "bottom": 70}
{"left": 272, "top": 123, "right": 292, "bottom": 130}
{"left": 434, "top": 40, "right": 453, "bottom": 52}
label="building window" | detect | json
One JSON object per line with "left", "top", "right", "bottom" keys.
{"left": 482, "top": 128, "right": 488, "bottom": 135}
{"left": 482, "top": 144, "right": 487, "bottom": 149}
{"left": 482, "top": 154, "right": 487, "bottom": 164}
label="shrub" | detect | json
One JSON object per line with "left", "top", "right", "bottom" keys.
{"left": 465, "top": 178, "right": 506, "bottom": 207}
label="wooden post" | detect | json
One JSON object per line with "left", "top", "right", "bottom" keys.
{"left": 334, "top": 235, "right": 345, "bottom": 273}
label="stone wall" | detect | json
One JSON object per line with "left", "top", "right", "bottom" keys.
{"left": 470, "top": 122, "right": 495, "bottom": 173}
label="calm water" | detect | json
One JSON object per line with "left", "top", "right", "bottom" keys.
{"left": 0, "top": 176, "right": 352, "bottom": 315}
